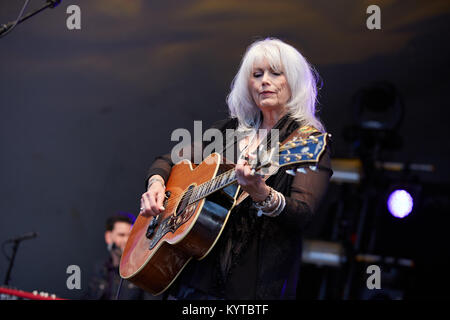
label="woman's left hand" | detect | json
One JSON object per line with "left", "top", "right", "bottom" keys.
{"left": 235, "top": 157, "right": 270, "bottom": 202}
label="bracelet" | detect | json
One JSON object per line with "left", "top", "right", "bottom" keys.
{"left": 256, "top": 191, "right": 286, "bottom": 218}
{"left": 147, "top": 177, "right": 165, "bottom": 190}
{"left": 256, "top": 190, "right": 278, "bottom": 217}
{"left": 253, "top": 187, "right": 274, "bottom": 209}
{"left": 263, "top": 192, "right": 286, "bottom": 217}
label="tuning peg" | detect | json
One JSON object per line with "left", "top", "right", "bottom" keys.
{"left": 296, "top": 168, "right": 307, "bottom": 174}
{"left": 285, "top": 169, "right": 296, "bottom": 176}
{"left": 309, "top": 165, "right": 317, "bottom": 171}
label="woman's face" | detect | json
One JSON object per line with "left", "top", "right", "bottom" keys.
{"left": 248, "top": 57, "right": 291, "bottom": 112}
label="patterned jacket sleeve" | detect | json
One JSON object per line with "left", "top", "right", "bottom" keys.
{"left": 271, "top": 145, "right": 333, "bottom": 233}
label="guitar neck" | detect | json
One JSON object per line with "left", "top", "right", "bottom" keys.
{"left": 187, "top": 131, "right": 329, "bottom": 205}
{"left": 188, "top": 168, "right": 238, "bottom": 205}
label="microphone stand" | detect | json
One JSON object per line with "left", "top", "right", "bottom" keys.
{"left": 0, "top": 0, "right": 61, "bottom": 37}
{"left": 3, "top": 240, "right": 21, "bottom": 286}
{"left": 3, "top": 232, "right": 38, "bottom": 286}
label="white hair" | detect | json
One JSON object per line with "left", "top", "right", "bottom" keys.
{"left": 226, "top": 37, "right": 325, "bottom": 133}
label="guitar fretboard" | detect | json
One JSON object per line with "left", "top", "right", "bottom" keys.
{"left": 188, "top": 169, "right": 237, "bottom": 205}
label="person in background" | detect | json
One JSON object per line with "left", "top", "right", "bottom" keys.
{"left": 86, "top": 214, "right": 159, "bottom": 300}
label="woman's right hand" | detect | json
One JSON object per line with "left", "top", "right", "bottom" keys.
{"left": 140, "top": 175, "right": 166, "bottom": 217}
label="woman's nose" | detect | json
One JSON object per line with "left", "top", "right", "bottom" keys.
{"left": 261, "top": 72, "right": 271, "bottom": 85}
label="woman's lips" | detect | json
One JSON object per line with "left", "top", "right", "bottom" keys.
{"left": 261, "top": 91, "right": 275, "bottom": 95}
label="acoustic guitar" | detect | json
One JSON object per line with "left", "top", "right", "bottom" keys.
{"left": 119, "top": 128, "right": 330, "bottom": 295}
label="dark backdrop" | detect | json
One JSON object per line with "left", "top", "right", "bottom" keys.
{"left": 1, "top": 0, "right": 449, "bottom": 299}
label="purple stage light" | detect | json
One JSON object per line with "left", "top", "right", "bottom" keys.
{"left": 387, "top": 189, "right": 413, "bottom": 218}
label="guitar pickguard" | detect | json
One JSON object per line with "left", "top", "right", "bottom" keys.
{"left": 148, "top": 201, "right": 201, "bottom": 250}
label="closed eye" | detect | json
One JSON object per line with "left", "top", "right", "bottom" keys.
{"left": 252, "top": 71, "right": 282, "bottom": 77}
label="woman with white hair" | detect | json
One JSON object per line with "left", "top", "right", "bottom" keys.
{"left": 141, "top": 37, "right": 332, "bottom": 299}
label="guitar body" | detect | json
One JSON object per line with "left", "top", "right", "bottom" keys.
{"left": 119, "top": 153, "right": 240, "bottom": 295}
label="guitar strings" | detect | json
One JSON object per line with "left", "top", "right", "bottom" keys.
{"left": 162, "top": 169, "right": 234, "bottom": 209}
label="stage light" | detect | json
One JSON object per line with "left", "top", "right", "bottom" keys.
{"left": 387, "top": 189, "right": 413, "bottom": 218}
{"left": 352, "top": 81, "right": 404, "bottom": 131}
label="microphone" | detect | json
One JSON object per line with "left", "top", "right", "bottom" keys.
{"left": 0, "top": 0, "right": 62, "bottom": 37}
{"left": 6, "top": 232, "right": 38, "bottom": 243}
{"left": 47, "top": 0, "right": 62, "bottom": 8}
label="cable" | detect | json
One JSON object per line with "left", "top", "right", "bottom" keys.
{"left": 115, "top": 278, "right": 124, "bottom": 300}
{"left": 0, "top": 0, "right": 31, "bottom": 39}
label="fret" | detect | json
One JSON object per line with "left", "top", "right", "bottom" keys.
{"left": 202, "top": 182, "right": 209, "bottom": 197}
{"left": 210, "top": 178, "right": 218, "bottom": 194}
{"left": 191, "top": 187, "right": 198, "bottom": 202}
{"left": 209, "top": 179, "right": 216, "bottom": 194}
{"left": 206, "top": 180, "right": 212, "bottom": 195}
{"left": 212, "top": 176, "right": 220, "bottom": 192}
{"left": 195, "top": 186, "right": 200, "bottom": 199}
{"left": 198, "top": 184, "right": 205, "bottom": 199}
{"left": 220, "top": 173, "right": 228, "bottom": 187}
{"left": 201, "top": 183, "right": 208, "bottom": 197}
{"left": 210, "top": 178, "right": 217, "bottom": 192}
{"left": 222, "top": 172, "right": 229, "bottom": 185}
{"left": 202, "top": 181, "right": 209, "bottom": 196}
{"left": 228, "top": 170, "right": 235, "bottom": 183}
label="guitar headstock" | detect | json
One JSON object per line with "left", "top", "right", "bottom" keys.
{"left": 254, "top": 132, "right": 330, "bottom": 176}
{"left": 279, "top": 132, "right": 329, "bottom": 165}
